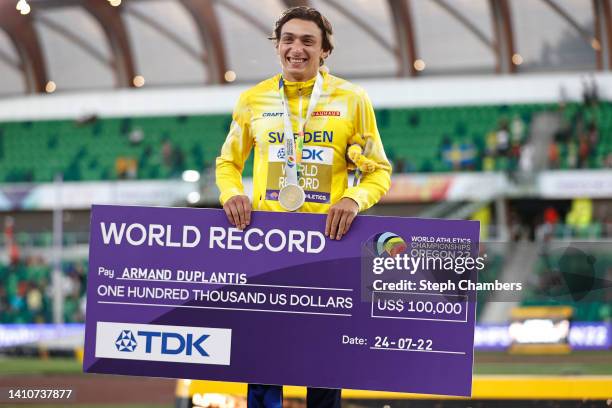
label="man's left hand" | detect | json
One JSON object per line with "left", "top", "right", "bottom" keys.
{"left": 325, "top": 197, "right": 359, "bottom": 240}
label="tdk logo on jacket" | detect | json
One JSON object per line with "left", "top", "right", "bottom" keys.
{"left": 275, "top": 146, "right": 330, "bottom": 163}
{"left": 96, "top": 322, "right": 231, "bottom": 365}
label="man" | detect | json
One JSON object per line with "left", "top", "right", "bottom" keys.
{"left": 215, "top": 6, "right": 391, "bottom": 408}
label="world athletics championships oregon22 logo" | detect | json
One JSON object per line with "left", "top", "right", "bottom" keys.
{"left": 371, "top": 232, "right": 408, "bottom": 257}
{"left": 115, "top": 330, "right": 137, "bottom": 352}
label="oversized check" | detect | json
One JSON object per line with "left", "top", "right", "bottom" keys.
{"left": 84, "top": 205, "right": 480, "bottom": 396}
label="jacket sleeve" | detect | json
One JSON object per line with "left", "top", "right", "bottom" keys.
{"left": 341, "top": 89, "right": 392, "bottom": 211}
{"left": 215, "top": 92, "right": 254, "bottom": 205}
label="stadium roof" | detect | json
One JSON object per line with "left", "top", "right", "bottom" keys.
{"left": 0, "top": 0, "right": 609, "bottom": 96}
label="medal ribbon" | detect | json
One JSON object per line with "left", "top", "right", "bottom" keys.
{"left": 279, "top": 71, "right": 324, "bottom": 187}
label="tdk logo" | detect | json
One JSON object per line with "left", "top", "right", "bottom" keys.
{"left": 276, "top": 148, "right": 324, "bottom": 162}
{"left": 268, "top": 145, "right": 333, "bottom": 165}
{"left": 96, "top": 322, "right": 232, "bottom": 365}
{"left": 115, "top": 330, "right": 137, "bottom": 352}
{"left": 302, "top": 148, "right": 324, "bottom": 161}
{"left": 138, "top": 330, "right": 209, "bottom": 356}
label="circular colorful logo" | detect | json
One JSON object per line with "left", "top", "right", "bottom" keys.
{"left": 374, "top": 232, "right": 407, "bottom": 257}
{"left": 287, "top": 155, "right": 296, "bottom": 168}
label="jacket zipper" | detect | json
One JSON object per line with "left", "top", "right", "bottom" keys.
{"left": 298, "top": 88, "right": 303, "bottom": 131}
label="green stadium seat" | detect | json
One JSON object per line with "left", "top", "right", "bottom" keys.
{"left": 0, "top": 102, "right": 609, "bottom": 181}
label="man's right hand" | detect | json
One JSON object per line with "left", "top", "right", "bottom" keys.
{"left": 223, "top": 195, "right": 252, "bottom": 230}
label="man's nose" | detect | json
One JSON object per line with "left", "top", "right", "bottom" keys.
{"left": 292, "top": 41, "right": 306, "bottom": 52}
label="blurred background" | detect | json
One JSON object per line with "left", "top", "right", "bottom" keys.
{"left": 0, "top": 0, "right": 611, "bottom": 407}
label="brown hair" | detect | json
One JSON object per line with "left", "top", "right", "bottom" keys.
{"left": 270, "top": 6, "right": 334, "bottom": 65}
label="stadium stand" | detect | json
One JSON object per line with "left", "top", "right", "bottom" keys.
{"left": 380, "top": 103, "right": 537, "bottom": 173}
{"left": 1, "top": 101, "right": 608, "bottom": 183}
{"left": 551, "top": 101, "right": 612, "bottom": 169}
{"left": 0, "top": 103, "right": 545, "bottom": 182}
{"left": 535, "top": 199, "right": 611, "bottom": 240}
{"left": 1, "top": 101, "right": 609, "bottom": 183}
{"left": 0, "top": 258, "right": 87, "bottom": 324}
{"left": 0, "top": 114, "right": 233, "bottom": 182}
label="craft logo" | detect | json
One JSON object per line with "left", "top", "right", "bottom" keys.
{"left": 115, "top": 330, "right": 137, "bottom": 352}
{"left": 312, "top": 110, "right": 340, "bottom": 117}
{"left": 263, "top": 112, "right": 284, "bottom": 117}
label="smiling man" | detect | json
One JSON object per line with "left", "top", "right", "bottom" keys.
{"left": 215, "top": 6, "right": 391, "bottom": 408}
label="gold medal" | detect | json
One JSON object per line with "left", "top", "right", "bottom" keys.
{"left": 278, "top": 183, "right": 305, "bottom": 212}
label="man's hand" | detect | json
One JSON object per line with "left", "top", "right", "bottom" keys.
{"left": 223, "top": 195, "right": 252, "bottom": 230}
{"left": 325, "top": 197, "right": 359, "bottom": 240}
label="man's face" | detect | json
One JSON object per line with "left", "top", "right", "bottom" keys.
{"left": 276, "top": 18, "right": 328, "bottom": 81}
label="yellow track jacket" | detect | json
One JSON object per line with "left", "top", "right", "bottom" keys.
{"left": 216, "top": 70, "right": 391, "bottom": 213}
